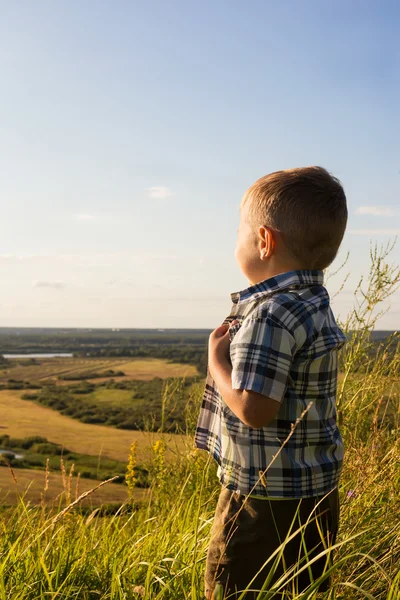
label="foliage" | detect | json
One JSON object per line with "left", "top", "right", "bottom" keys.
{"left": 59, "top": 369, "right": 126, "bottom": 381}
{"left": 22, "top": 377, "right": 200, "bottom": 432}
{"left": 0, "top": 379, "right": 42, "bottom": 391}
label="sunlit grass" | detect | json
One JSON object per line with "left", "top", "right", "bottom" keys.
{"left": 0, "top": 243, "right": 399, "bottom": 599}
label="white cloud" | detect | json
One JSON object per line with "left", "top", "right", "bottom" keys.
{"left": 74, "top": 214, "right": 97, "bottom": 221}
{"left": 34, "top": 281, "right": 65, "bottom": 289}
{"left": 348, "top": 229, "right": 400, "bottom": 236}
{"left": 73, "top": 214, "right": 122, "bottom": 224}
{"left": 146, "top": 186, "right": 174, "bottom": 199}
{"left": 0, "top": 252, "right": 179, "bottom": 266}
{"left": 149, "top": 254, "right": 178, "bottom": 260}
{"left": 355, "top": 206, "right": 395, "bottom": 216}
{"left": 0, "top": 254, "right": 39, "bottom": 262}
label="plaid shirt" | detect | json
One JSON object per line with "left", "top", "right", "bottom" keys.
{"left": 195, "top": 270, "right": 346, "bottom": 498}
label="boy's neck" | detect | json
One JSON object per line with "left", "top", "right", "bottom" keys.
{"left": 248, "top": 260, "right": 306, "bottom": 286}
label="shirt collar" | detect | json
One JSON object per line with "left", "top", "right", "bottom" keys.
{"left": 231, "top": 269, "right": 324, "bottom": 304}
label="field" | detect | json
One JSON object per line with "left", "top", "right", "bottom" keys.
{"left": 0, "top": 390, "right": 188, "bottom": 464}
{"left": 0, "top": 328, "right": 209, "bottom": 376}
{"left": 0, "top": 360, "right": 174, "bottom": 507}
{"left": 0, "top": 356, "right": 197, "bottom": 507}
{"left": 0, "top": 356, "right": 198, "bottom": 384}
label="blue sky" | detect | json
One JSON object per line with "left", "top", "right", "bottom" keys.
{"left": 1, "top": 0, "right": 399, "bottom": 328}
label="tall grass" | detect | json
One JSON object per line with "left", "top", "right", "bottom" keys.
{"left": 0, "top": 245, "right": 399, "bottom": 599}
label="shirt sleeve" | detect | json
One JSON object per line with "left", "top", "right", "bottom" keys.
{"left": 230, "top": 315, "right": 297, "bottom": 403}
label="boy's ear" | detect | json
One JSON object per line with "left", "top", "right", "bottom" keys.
{"left": 258, "top": 226, "right": 275, "bottom": 260}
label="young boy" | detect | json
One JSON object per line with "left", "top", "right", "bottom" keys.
{"left": 195, "top": 167, "right": 348, "bottom": 599}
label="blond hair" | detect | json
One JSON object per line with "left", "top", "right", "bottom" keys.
{"left": 242, "top": 166, "right": 348, "bottom": 269}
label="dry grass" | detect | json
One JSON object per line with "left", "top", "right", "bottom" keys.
{"left": 0, "top": 467, "right": 142, "bottom": 506}
{"left": 0, "top": 390, "right": 188, "bottom": 464}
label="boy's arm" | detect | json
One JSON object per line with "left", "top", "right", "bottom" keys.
{"left": 209, "top": 323, "right": 281, "bottom": 429}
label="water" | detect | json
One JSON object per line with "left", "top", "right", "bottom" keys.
{"left": 0, "top": 449, "right": 24, "bottom": 460}
{"left": 3, "top": 353, "right": 73, "bottom": 359}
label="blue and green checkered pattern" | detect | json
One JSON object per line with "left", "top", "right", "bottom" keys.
{"left": 195, "top": 270, "right": 346, "bottom": 498}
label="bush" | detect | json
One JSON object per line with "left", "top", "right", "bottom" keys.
{"left": 23, "top": 377, "right": 198, "bottom": 432}
{"left": 59, "top": 369, "right": 126, "bottom": 381}
{"left": 20, "top": 436, "right": 48, "bottom": 449}
{"left": 0, "top": 452, "right": 16, "bottom": 463}
{"left": 30, "top": 443, "right": 65, "bottom": 456}
{"left": 21, "top": 393, "right": 39, "bottom": 400}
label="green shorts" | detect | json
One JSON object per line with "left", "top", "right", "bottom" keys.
{"left": 205, "top": 486, "right": 339, "bottom": 599}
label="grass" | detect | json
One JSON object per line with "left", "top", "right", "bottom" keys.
{"left": 83, "top": 388, "right": 140, "bottom": 406}
{"left": 0, "top": 467, "right": 138, "bottom": 506}
{"left": 0, "top": 420, "right": 398, "bottom": 599}
{"left": 0, "top": 244, "right": 399, "bottom": 598}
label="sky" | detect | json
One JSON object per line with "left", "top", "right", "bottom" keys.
{"left": 0, "top": 0, "right": 399, "bottom": 329}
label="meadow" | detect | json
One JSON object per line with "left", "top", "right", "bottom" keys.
{"left": 0, "top": 356, "right": 198, "bottom": 506}
{"left": 0, "top": 389, "right": 188, "bottom": 464}
{"left": 0, "top": 246, "right": 399, "bottom": 599}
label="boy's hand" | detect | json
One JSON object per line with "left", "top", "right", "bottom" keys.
{"left": 208, "top": 321, "right": 238, "bottom": 379}
{"left": 208, "top": 320, "right": 280, "bottom": 428}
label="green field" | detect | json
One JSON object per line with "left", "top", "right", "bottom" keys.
{"left": 83, "top": 387, "right": 136, "bottom": 406}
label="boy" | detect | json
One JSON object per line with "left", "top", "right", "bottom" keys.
{"left": 195, "top": 167, "right": 347, "bottom": 599}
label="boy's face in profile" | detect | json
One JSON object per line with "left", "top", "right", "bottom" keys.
{"left": 235, "top": 202, "right": 264, "bottom": 285}
{"left": 235, "top": 199, "right": 290, "bottom": 285}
